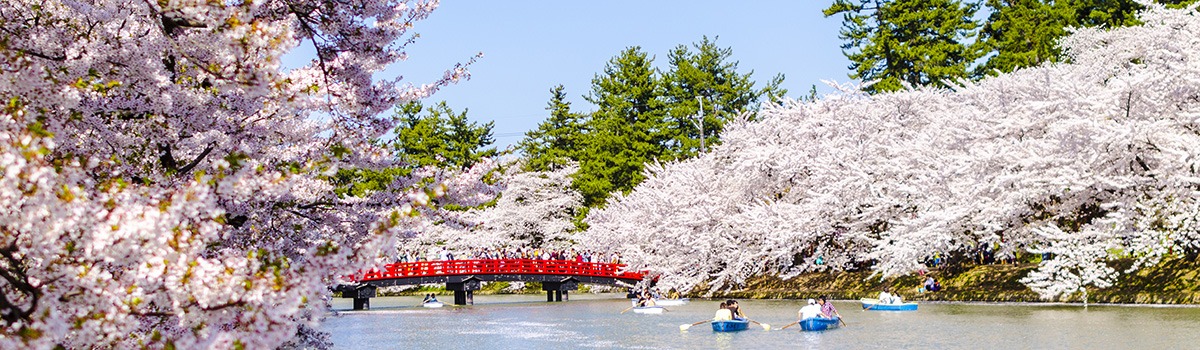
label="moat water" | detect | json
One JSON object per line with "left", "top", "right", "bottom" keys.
{"left": 321, "top": 293, "right": 1200, "bottom": 349}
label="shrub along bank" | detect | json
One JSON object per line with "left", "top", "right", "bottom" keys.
{"left": 703, "top": 255, "right": 1200, "bottom": 304}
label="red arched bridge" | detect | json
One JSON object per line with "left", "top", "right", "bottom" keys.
{"left": 334, "top": 259, "right": 646, "bottom": 309}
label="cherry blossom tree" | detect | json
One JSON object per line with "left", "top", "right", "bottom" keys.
{"left": 1, "top": 0, "right": 486, "bottom": 348}
{"left": 581, "top": 4, "right": 1200, "bottom": 301}
{"left": 406, "top": 161, "right": 583, "bottom": 253}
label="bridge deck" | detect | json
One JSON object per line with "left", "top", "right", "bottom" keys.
{"left": 351, "top": 259, "right": 645, "bottom": 284}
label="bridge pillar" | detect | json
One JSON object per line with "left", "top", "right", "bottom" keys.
{"left": 335, "top": 284, "right": 377, "bottom": 310}
{"left": 447, "top": 277, "right": 481, "bottom": 306}
{"left": 542, "top": 279, "right": 579, "bottom": 303}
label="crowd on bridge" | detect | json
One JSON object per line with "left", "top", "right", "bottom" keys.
{"left": 394, "top": 246, "right": 623, "bottom": 265}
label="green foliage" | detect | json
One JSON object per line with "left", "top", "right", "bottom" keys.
{"left": 976, "top": 0, "right": 1073, "bottom": 76}
{"left": 331, "top": 167, "right": 412, "bottom": 198}
{"left": 660, "top": 36, "right": 786, "bottom": 158}
{"left": 978, "top": 0, "right": 1199, "bottom": 76}
{"left": 574, "top": 46, "right": 670, "bottom": 208}
{"left": 824, "top": 0, "right": 984, "bottom": 93}
{"left": 519, "top": 39, "right": 786, "bottom": 210}
{"left": 393, "top": 101, "right": 497, "bottom": 170}
{"left": 520, "top": 85, "right": 586, "bottom": 172}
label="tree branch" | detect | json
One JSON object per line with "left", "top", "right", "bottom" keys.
{"left": 176, "top": 142, "right": 216, "bottom": 176}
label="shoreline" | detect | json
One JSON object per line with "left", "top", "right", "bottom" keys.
{"left": 698, "top": 256, "right": 1200, "bottom": 305}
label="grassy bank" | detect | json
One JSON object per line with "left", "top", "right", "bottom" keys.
{"left": 704, "top": 255, "right": 1200, "bottom": 304}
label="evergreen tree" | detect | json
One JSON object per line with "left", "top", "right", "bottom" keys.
{"left": 574, "top": 47, "right": 669, "bottom": 208}
{"left": 393, "top": 101, "right": 497, "bottom": 170}
{"left": 976, "top": 0, "right": 1072, "bottom": 76}
{"left": 519, "top": 85, "right": 587, "bottom": 172}
{"left": 978, "top": 0, "right": 1198, "bottom": 76}
{"left": 824, "top": 0, "right": 983, "bottom": 93}
{"left": 660, "top": 36, "right": 786, "bottom": 158}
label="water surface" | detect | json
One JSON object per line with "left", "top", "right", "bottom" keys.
{"left": 321, "top": 294, "right": 1200, "bottom": 349}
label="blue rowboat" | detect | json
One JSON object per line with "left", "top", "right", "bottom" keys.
{"left": 711, "top": 320, "right": 750, "bottom": 332}
{"left": 798, "top": 317, "right": 841, "bottom": 331}
{"left": 860, "top": 298, "right": 918, "bottom": 311}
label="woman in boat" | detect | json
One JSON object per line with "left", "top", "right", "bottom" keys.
{"left": 799, "top": 298, "right": 823, "bottom": 320}
{"left": 713, "top": 302, "right": 733, "bottom": 321}
{"left": 726, "top": 300, "right": 746, "bottom": 321}
{"left": 818, "top": 296, "right": 841, "bottom": 320}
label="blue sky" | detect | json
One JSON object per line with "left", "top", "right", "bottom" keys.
{"left": 336, "top": 1, "right": 853, "bottom": 149}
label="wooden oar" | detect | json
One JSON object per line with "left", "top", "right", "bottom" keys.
{"left": 678, "top": 319, "right": 710, "bottom": 331}
{"left": 747, "top": 319, "right": 771, "bottom": 331}
{"left": 778, "top": 320, "right": 800, "bottom": 330}
{"left": 620, "top": 305, "right": 635, "bottom": 314}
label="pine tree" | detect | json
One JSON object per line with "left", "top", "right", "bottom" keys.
{"left": 393, "top": 101, "right": 497, "bottom": 170}
{"left": 978, "top": 0, "right": 1199, "bottom": 76}
{"left": 977, "top": 0, "right": 1071, "bottom": 76}
{"left": 824, "top": 0, "right": 983, "bottom": 93}
{"left": 519, "top": 85, "right": 587, "bottom": 172}
{"left": 574, "top": 47, "right": 669, "bottom": 208}
{"left": 660, "top": 36, "right": 786, "bottom": 158}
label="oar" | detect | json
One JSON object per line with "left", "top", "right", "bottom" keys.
{"left": 678, "top": 319, "right": 709, "bottom": 331}
{"left": 747, "top": 319, "right": 771, "bottom": 331}
{"left": 620, "top": 305, "right": 635, "bottom": 314}
{"left": 778, "top": 320, "right": 800, "bottom": 330}
{"left": 836, "top": 315, "right": 847, "bottom": 327}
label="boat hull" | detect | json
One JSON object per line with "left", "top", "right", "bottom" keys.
{"left": 422, "top": 301, "right": 444, "bottom": 308}
{"left": 655, "top": 298, "right": 690, "bottom": 306}
{"left": 798, "top": 317, "right": 840, "bottom": 331}
{"left": 711, "top": 320, "right": 750, "bottom": 332}
{"left": 632, "top": 306, "right": 665, "bottom": 314}
{"left": 860, "top": 298, "right": 918, "bottom": 311}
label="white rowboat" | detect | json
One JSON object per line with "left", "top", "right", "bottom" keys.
{"left": 632, "top": 306, "right": 665, "bottom": 314}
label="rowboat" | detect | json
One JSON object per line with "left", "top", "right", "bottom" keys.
{"left": 711, "top": 320, "right": 749, "bottom": 332}
{"left": 798, "top": 317, "right": 840, "bottom": 331}
{"left": 655, "top": 298, "right": 690, "bottom": 306}
{"left": 422, "top": 301, "right": 444, "bottom": 308}
{"left": 860, "top": 298, "right": 918, "bottom": 311}
{"left": 632, "top": 306, "right": 665, "bottom": 314}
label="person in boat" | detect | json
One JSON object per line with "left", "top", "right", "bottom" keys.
{"left": 818, "top": 296, "right": 841, "bottom": 320}
{"left": 725, "top": 299, "right": 746, "bottom": 321}
{"left": 422, "top": 293, "right": 432, "bottom": 303}
{"left": 713, "top": 302, "right": 733, "bottom": 321}
{"left": 426, "top": 293, "right": 439, "bottom": 303}
{"left": 799, "top": 298, "right": 823, "bottom": 320}
{"left": 878, "top": 287, "right": 896, "bottom": 304}
{"left": 636, "top": 291, "right": 656, "bottom": 307}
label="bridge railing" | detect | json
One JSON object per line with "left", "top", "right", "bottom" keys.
{"left": 351, "top": 259, "right": 646, "bottom": 282}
